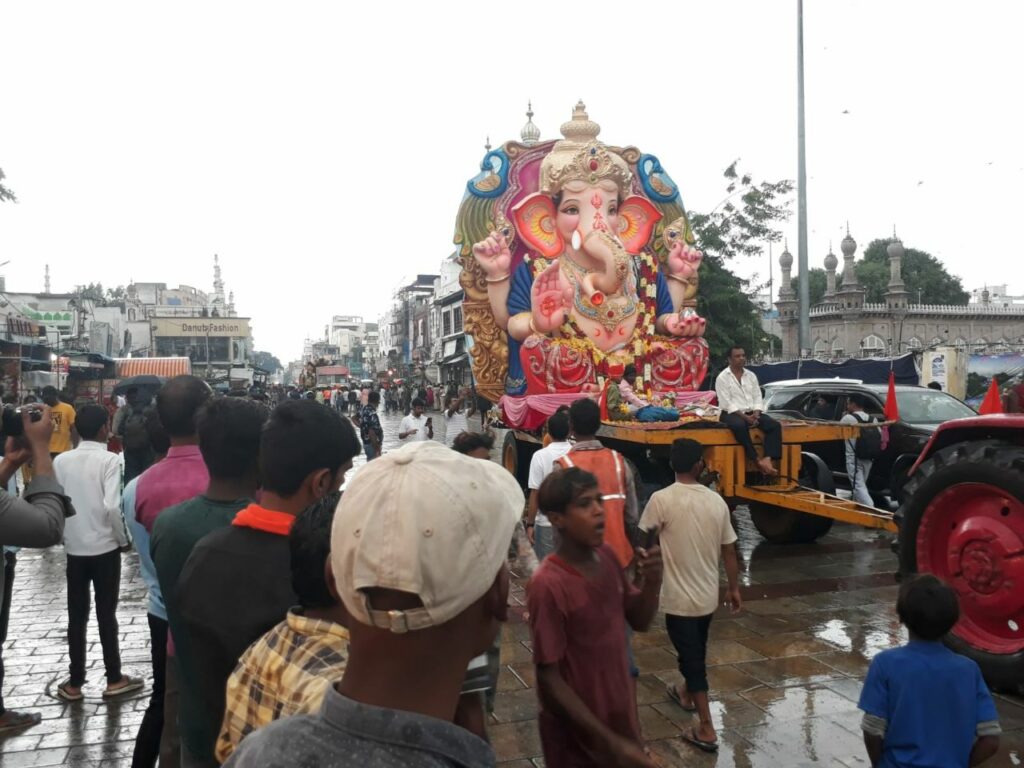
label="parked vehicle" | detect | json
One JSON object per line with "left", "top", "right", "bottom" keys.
{"left": 764, "top": 381, "right": 976, "bottom": 504}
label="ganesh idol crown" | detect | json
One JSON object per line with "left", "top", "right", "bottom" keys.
{"left": 454, "top": 102, "right": 709, "bottom": 419}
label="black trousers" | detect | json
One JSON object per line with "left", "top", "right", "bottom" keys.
{"left": 123, "top": 448, "right": 154, "bottom": 484}
{"left": 0, "top": 551, "right": 15, "bottom": 715}
{"left": 131, "top": 613, "right": 167, "bottom": 768}
{"left": 66, "top": 549, "right": 123, "bottom": 687}
{"left": 722, "top": 411, "right": 782, "bottom": 462}
{"left": 666, "top": 613, "right": 714, "bottom": 693}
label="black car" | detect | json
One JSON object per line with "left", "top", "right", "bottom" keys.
{"left": 763, "top": 381, "right": 976, "bottom": 504}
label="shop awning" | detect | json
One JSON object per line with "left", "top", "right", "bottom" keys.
{"left": 442, "top": 353, "right": 468, "bottom": 365}
{"left": 115, "top": 357, "right": 192, "bottom": 378}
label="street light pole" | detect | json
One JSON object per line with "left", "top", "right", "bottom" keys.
{"left": 796, "top": 0, "right": 811, "bottom": 357}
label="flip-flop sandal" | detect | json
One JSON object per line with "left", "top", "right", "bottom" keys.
{"left": 681, "top": 727, "right": 719, "bottom": 753}
{"left": 103, "top": 676, "right": 144, "bottom": 698}
{"left": 0, "top": 710, "right": 42, "bottom": 732}
{"left": 666, "top": 684, "right": 697, "bottom": 712}
{"left": 56, "top": 682, "right": 84, "bottom": 702}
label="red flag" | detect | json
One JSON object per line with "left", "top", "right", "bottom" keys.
{"left": 884, "top": 371, "right": 900, "bottom": 422}
{"left": 978, "top": 377, "right": 1004, "bottom": 415}
{"left": 598, "top": 380, "right": 611, "bottom": 421}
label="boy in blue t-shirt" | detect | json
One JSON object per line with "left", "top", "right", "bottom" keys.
{"left": 858, "top": 574, "right": 1001, "bottom": 767}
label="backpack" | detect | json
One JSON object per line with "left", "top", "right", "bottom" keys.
{"left": 121, "top": 404, "right": 153, "bottom": 452}
{"left": 853, "top": 411, "right": 885, "bottom": 460}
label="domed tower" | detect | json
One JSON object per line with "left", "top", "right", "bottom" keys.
{"left": 776, "top": 242, "right": 797, "bottom": 316}
{"left": 520, "top": 101, "right": 540, "bottom": 146}
{"left": 823, "top": 245, "right": 839, "bottom": 301}
{"left": 885, "top": 231, "right": 910, "bottom": 310}
{"left": 836, "top": 224, "right": 866, "bottom": 310}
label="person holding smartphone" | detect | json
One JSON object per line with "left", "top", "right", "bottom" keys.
{"left": 639, "top": 438, "right": 741, "bottom": 754}
{"left": 398, "top": 399, "right": 433, "bottom": 443}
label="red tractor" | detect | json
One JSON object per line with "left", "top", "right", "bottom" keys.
{"left": 897, "top": 414, "right": 1024, "bottom": 691}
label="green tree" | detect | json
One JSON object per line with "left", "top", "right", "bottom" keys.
{"left": 856, "top": 239, "right": 969, "bottom": 305}
{"left": 252, "top": 350, "right": 283, "bottom": 373}
{"left": 690, "top": 162, "right": 793, "bottom": 363}
{"left": 105, "top": 285, "right": 127, "bottom": 303}
{"left": 75, "top": 282, "right": 106, "bottom": 304}
{"left": 0, "top": 168, "right": 15, "bottom": 204}
{"left": 790, "top": 267, "right": 827, "bottom": 307}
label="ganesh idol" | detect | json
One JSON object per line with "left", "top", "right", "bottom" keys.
{"left": 455, "top": 102, "right": 709, "bottom": 412}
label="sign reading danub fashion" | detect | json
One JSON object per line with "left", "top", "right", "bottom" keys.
{"left": 151, "top": 318, "right": 251, "bottom": 338}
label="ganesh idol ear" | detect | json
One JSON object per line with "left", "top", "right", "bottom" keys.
{"left": 512, "top": 193, "right": 563, "bottom": 258}
{"left": 617, "top": 196, "right": 663, "bottom": 254}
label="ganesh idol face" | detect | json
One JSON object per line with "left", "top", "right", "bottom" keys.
{"left": 555, "top": 179, "right": 622, "bottom": 253}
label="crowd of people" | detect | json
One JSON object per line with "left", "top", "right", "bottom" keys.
{"left": 0, "top": 358, "right": 1006, "bottom": 767}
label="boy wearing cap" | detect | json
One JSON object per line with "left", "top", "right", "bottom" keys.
{"left": 529, "top": 466, "right": 663, "bottom": 768}
{"left": 223, "top": 441, "right": 524, "bottom": 768}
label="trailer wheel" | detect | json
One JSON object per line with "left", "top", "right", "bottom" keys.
{"left": 500, "top": 431, "right": 539, "bottom": 489}
{"left": 749, "top": 451, "right": 836, "bottom": 544}
{"left": 898, "top": 441, "right": 1024, "bottom": 692}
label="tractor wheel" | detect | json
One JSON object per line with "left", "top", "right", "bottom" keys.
{"left": 897, "top": 441, "right": 1024, "bottom": 692}
{"left": 749, "top": 451, "right": 836, "bottom": 544}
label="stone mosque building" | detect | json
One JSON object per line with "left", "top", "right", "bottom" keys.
{"left": 774, "top": 230, "right": 1024, "bottom": 359}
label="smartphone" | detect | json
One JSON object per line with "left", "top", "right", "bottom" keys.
{"left": 643, "top": 526, "right": 659, "bottom": 551}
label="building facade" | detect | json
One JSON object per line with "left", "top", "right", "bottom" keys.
{"left": 775, "top": 233, "right": 1024, "bottom": 359}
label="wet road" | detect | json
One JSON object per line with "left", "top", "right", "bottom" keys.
{"left": 1, "top": 409, "right": 1021, "bottom": 766}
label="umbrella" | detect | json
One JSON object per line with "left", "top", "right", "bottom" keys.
{"left": 114, "top": 375, "right": 166, "bottom": 395}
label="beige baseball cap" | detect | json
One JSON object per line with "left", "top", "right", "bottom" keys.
{"left": 331, "top": 440, "right": 524, "bottom": 632}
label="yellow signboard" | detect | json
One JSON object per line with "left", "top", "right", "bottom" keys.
{"left": 151, "top": 317, "right": 251, "bottom": 338}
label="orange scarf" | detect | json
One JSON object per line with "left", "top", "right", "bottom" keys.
{"left": 232, "top": 504, "right": 295, "bottom": 536}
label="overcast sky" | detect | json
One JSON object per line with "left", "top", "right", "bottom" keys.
{"left": 1, "top": 1, "right": 1021, "bottom": 361}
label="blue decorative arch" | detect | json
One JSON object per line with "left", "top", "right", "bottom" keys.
{"left": 637, "top": 153, "right": 679, "bottom": 203}
{"left": 466, "top": 149, "right": 510, "bottom": 199}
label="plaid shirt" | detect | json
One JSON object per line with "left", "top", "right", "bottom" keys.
{"left": 216, "top": 608, "right": 349, "bottom": 763}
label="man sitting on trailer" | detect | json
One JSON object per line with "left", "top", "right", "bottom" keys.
{"left": 714, "top": 346, "right": 781, "bottom": 476}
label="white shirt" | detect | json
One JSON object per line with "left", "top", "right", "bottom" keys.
{"left": 54, "top": 441, "right": 128, "bottom": 556}
{"left": 399, "top": 414, "right": 432, "bottom": 442}
{"left": 715, "top": 367, "right": 763, "bottom": 413}
{"left": 527, "top": 440, "right": 572, "bottom": 527}
{"left": 639, "top": 482, "right": 737, "bottom": 616}
{"left": 444, "top": 409, "right": 469, "bottom": 447}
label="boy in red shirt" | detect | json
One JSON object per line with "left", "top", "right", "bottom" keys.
{"left": 528, "top": 466, "right": 663, "bottom": 768}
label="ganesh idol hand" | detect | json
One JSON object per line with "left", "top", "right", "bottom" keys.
{"left": 664, "top": 309, "right": 706, "bottom": 338}
{"left": 472, "top": 231, "right": 512, "bottom": 280}
{"left": 530, "top": 262, "right": 572, "bottom": 334}
{"left": 667, "top": 241, "right": 703, "bottom": 281}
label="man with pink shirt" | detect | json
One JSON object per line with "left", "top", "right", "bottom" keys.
{"left": 133, "top": 375, "right": 212, "bottom": 767}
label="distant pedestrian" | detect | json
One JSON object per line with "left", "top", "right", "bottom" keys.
{"left": 177, "top": 401, "right": 359, "bottom": 765}
{"left": 358, "top": 391, "right": 383, "bottom": 460}
{"left": 42, "top": 385, "right": 77, "bottom": 458}
{"left": 150, "top": 397, "right": 267, "bottom": 768}
{"left": 216, "top": 492, "right": 348, "bottom": 763}
{"left": 526, "top": 409, "right": 572, "bottom": 560}
{"left": 639, "top": 438, "right": 741, "bottom": 754}
{"left": 840, "top": 393, "right": 876, "bottom": 507}
{"left": 222, "top": 441, "right": 523, "bottom": 768}
{"left": 858, "top": 574, "right": 1001, "bottom": 767}
{"left": 0, "top": 406, "right": 73, "bottom": 732}
{"left": 53, "top": 404, "right": 142, "bottom": 702}
{"left": 444, "top": 386, "right": 476, "bottom": 447}
{"left": 425, "top": 385, "right": 434, "bottom": 411}
{"left": 398, "top": 398, "right": 433, "bottom": 442}
{"left": 529, "top": 466, "right": 663, "bottom": 768}
{"left": 115, "top": 388, "right": 158, "bottom": 482}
